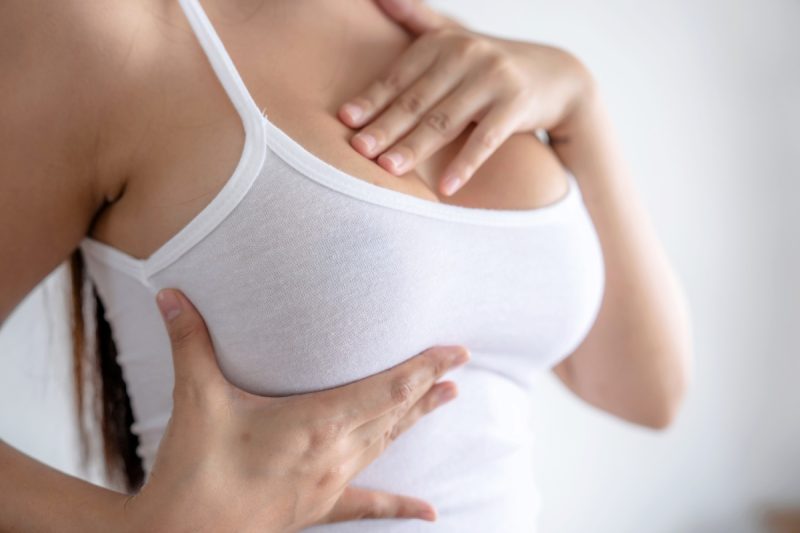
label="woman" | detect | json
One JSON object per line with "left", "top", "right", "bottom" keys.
{"left": 3, "top": 1, "right": 467, "bottom": 530}
{"left": 0, "top": 0, "right": 692, "bottom": 530}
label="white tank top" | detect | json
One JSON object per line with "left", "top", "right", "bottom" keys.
{"left": 79, "top": 0, "right": 606, "bottom": 530}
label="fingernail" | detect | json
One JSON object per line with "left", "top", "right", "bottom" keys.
{"left": 353, "top": 132, "right": 377, "bottom": 154}
{"left": 379, "top": 151, "right": 406, "bottom": 173}
{"left": 341, "top": 103, "right": 364, "bottom": 124}
{"left": 156, "top": 289, "right": 182, "bottom": 322}
{"left": 442, "top": 173, "right": 462, "bottom": 196}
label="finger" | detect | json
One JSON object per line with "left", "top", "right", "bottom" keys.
{"left": 155, "top": 289, "right": 227, "bottom": 398}
{"left": 439, "top": 100, "right": 522, "bottom": 196}
{"left": 322, "top": 381, "right": 458, "bottom": 500}
{"left": 385, "top": 380, "right": 457, "bottom": 439}
{"left": 350, "top": 61, "right": 465, "bottom": 161}
{"left": 375, "top": 83, "right": 493, "bottom": 175}
{"left": 317, "top": 345, "right": 470, "bottom": 430}
{"left": 325, "top": 486, "right": 436, "bottom": 523}
{"left": 338, "top": 38, "right": 439, "bottom": 130}
{"left": 351, "top": 380, "right": 458, "bottom": 455}
{"left": 375, "top": 0, "right": 455, "bottom": 35}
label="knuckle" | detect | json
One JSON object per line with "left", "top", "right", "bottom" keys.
{"left": 316, "top": 465, "right": 344, "bottom": 490}
{"left": 423, "top": 347, "right": 446, "bottom": 371}
{"left": 398, "top": 93, "right": 424, "bottom": 115}
{"left": 449, "top": 34, "right": 488, "bottom": 59}
{"left": 287, "top": 425, "right": 313, "bottom": 452}
{"left": 423, "top": 26, "right": 457, "bottom": 49}
{"left": 362, "top": 433, "right": 376, "bottom": 450}
{"left": 359, "top": 493, "right": 385, "bottom": 519}
{"left": 429, "top": 25, "right": 457, "bottom": 40}
{"left": 379, "top": 70, "right": 405, "bottom": 93}
{"left": 450, "top": 39, "right": 475, "bottom": 59}
{"left": 486, "top": 54, "right": 520, "bottom": 80}
{"left": 390, "top": 375, "right": 415, "bottom": 406}
{"left": 385, "top": 419, "right": 404, "bottom": 443}
{"left": 431, "top": 354, "right": 447, "bottom": 378}
{"left": 477, "top": 127, "right": 502, "bottom": 151}
{"left": 307, "top": 419, "right": 345, "bottom": 450}
{"left": 424, "top": 110, "right": 452, "bottom": 136}
{"left": 399, "top": 144, "right": 418, "bottom": 162}
{"left": 168, "top": 318, "right": 199, "bottom": 349}
{"left": 486, "top": 53, "right": 511, "bottom": 70}
{"left": 393, "top": 499, "right": 414, "bottom": 519}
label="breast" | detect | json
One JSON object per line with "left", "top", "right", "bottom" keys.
{"left": 148, "top": 148, "right": 606, "bottom": 396}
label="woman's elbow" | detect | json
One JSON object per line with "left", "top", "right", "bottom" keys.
{"left": 639, "top": 392, "right": 684, "bottom": 430}
{"left": 637, "top": 344, "right": 693, "bottom": 430}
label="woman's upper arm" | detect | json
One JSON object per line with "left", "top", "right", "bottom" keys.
{"left": 544, "top": 85, "right": 692, "bottom": 428}
{"left": 0, "top": 1, "right": 117, "bottom": 325}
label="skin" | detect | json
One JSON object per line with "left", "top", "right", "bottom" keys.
{"left": 0, "top": 0, "right": 469, "bottom": 528}
{"left": 339, "top": 7, "right": 586, "bottom": 197}
{"left": 1, "top": 287, "right": 471, "bottom": 532}
{"left": 0, "top": 0, "right": 693, "bottom": 529}
{"left": 365, "top": 0, "right": 694, "bottom": 429}
{"left": 132, "top": 289, "right": 469, "bottom": 531}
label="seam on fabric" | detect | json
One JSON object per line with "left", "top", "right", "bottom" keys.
{"left": 137, "top": 0, "right": 268, "bottom": 278}
{"left": 79, "top": 0, "right": 268, "bottom": 282}
{"left": 78, "top": 239, "right": 148, "bottom": 281}
{"left": 262, "top": 119, "right": 581, "bottom": 227}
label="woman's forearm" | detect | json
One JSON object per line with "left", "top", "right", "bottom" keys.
{"left": 549, "top": 77, "right": 693, "bottom": 428}
{"left": 0, "top": 440, "right": 128, "bottom": 533}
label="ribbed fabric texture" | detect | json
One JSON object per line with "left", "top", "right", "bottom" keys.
{"left": 78, "top": 0, "right": 606, "bottom": 530}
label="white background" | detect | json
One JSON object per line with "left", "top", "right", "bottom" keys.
{"left": 1, "top": 1, "right": 798, "bottom": 532}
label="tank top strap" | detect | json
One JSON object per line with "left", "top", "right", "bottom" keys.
{"left": 78, "top": 0, "right": 270, "bottom": 281}
{"left": 177, "top": 0, "right": 268, "bottom": 130}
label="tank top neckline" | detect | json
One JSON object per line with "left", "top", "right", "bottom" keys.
{"left": 80, "top": 0, "right": 581, "bottom": 282}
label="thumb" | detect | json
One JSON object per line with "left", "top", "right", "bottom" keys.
{"left": 155, "top": 288, "right": 226, "bottom": 398}
{"left": 375, "top": 0, "right": 457, "bottom": 35}
{"left": 324, "top": 486, "right": 437, "bottom": 523}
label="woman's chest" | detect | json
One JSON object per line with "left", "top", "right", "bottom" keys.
{"left": 83, "top": 0, "right": 606, "bottom": 401}
{"left": 142, "top": 165, "right": 605, "bottom": 395}
{"left": 91, "top": 1, "right": 569, "bottom": 260}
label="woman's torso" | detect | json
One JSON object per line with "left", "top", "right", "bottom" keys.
{"left": 76, "top": 1, "right": 606, "bottom": 531}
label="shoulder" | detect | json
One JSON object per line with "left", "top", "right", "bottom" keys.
{"left": 0, "top": 0, "right": 172, "bottom": 321}
{"left": 0, "top": 0, "right": 177, "bottom": 201}
{"left": 0, "top": 0, "right": 157, "bottom": 103}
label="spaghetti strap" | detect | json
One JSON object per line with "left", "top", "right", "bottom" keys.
{"left": 80, "top": 0, "right": 270, "bottom": 279}
{"left": 177, "top": 0, "right": 268, "bottom": 128}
